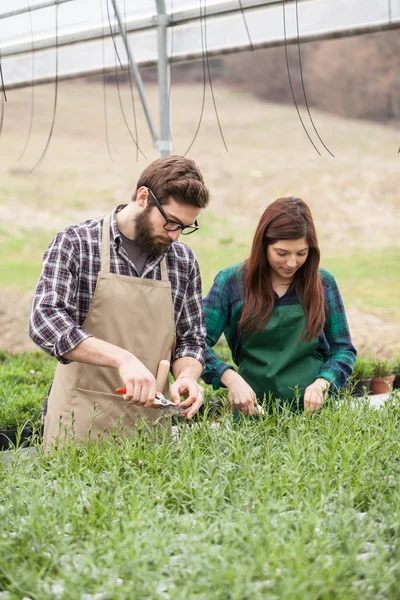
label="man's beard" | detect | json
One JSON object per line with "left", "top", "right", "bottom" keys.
{"left": 134, "top": 209, "right": 171, "bottom": 257}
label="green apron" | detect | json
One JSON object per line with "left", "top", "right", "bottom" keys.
{"left": 237, "top": 302, "right": 323, "bottom": 414}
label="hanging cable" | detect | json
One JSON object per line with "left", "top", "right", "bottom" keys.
{"left": 0, "top": 46, "right": 7, "bottom": 102}
{"left": 30, "top": 0, "right": 59, "bottom": 171}
{"left": 106, "top": 0, "right": 123, "bottom": 69}
{"left": 294, "top": 0, "right": 334, "bottom": 156}
{"left": 238, "top": 0, "right": 254, "bottom": 51}
{"left": 204, "top": 0, "right": 228, "bottom": 151}
{"left": 184, "top": 0, "right": 207, "bottom": 156}
{"left": 18, "top": 0, "right": 36, "bottom": 160}
{"left": 113, "top": 48, "right": 146, "bottom": 158}
{"left": 282, "top": 0, "right": 321, "bottom": 155}
{"left": 107, "top": 0, "right": 146, "bottom": 158}
{"left": 124, "top": 0, "right": 141, "bottom": 161}
{"left": 101, "top": 0, "right": 115, "bottom": 162}
{"left": 167, "top": 0, "right": 174, "bottom": 146}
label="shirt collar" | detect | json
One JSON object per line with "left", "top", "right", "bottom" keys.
{"left": 110, "top": 204, "right": 171, "bottom": 272}
{"left": 110, "top": 204, "right": 127, "bottom": 246}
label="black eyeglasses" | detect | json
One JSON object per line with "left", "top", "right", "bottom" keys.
{"left": 147, "top": 188, "right": 199, "bottom": 235}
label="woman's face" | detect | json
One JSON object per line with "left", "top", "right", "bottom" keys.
{"left": 267, "top": 237, "right": 309, "bottom": 280}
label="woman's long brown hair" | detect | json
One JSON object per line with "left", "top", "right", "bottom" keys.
{"left": 238, "top": 197, "right": 325, "bottom": 340}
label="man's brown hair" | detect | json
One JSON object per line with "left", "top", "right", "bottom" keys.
{"left": 134, "top": 155, "right": 209, "bottom": 208}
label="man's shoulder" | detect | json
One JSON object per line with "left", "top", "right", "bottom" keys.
{"left": 53, "top": 215, "right": 104, "bottom": 248}
{"left": 62, "top": 215, "right": 103, "bottom": 237}
{"left": 167, "top": 241, "right": 198, "bottom": 265}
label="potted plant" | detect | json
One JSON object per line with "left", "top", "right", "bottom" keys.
{"left": 392, "top": 356, "right": 400, "bottom": 390}
{"left": 369, "top": 358, "right": 396, "bottom": 395}
{"left": 0, "top": 421, "right": 35, "bottom": 451}
{"left": 349, "top": 357, "right": 373, "bottom": 397}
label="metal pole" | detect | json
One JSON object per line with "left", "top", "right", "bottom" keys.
{"left": 155, "top": 0, "right": 173, "bottom": 156}
{"left": 110, "top": 0, "right": 159, "bottom": 146}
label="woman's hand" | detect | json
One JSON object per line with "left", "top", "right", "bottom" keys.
{"left": 221, "top": 369, "right": 258, "bottom": 415}
{"left": 304, "top": 378, "right": 330, "bottom": 413}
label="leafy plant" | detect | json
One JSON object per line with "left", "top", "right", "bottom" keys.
{"left": 1, "top": 393, "right": 400, "bottom": 598}
{"left": 352, "top": 356, "right": 373, "bottom": 380}
{"left": 391, "top": 355, "right": 400, "bottom": 375}
{"left": 370, "top": 357, "right": 394, "bottom": 378}
{"left": 0, "top": 351, "right": 56, "bottom": 430}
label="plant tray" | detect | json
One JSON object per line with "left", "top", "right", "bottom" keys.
{"left": 0, "top": 427, "right": 33, "bottom": 451}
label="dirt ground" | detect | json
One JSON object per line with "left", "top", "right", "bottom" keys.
{"left": 0, "top": 79, "right": 399, "bottom": 357}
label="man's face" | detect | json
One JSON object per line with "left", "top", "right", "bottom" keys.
{"left": 135, "top": 198, "right": 201, "bottom": 256}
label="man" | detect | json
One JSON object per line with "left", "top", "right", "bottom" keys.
{"left": 30, "top": 155, "right": 209, "bottom": 444}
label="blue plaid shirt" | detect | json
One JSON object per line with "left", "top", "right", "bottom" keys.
{"left": 202, "top": 263, "right": 356, "bottom": 391}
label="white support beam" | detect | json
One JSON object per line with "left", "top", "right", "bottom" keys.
{"left": 0, "top": 0, "right": 73, "bottom": 21}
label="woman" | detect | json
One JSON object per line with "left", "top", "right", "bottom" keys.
{"left": 202, "top": 197, "right": 356, "bottom": 415}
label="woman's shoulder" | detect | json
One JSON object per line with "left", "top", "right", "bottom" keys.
{"left": 214, "top": 261, "right": 245, "bottom": 284}
{"left": 318, "top": 268, "right": 342, "bottom": 299}
{"left": 318, "top": 267, "right": 337, "bottom": 287}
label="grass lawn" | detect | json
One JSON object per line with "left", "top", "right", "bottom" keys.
{"left": 2, "top": 211, "right": 399, "bottom": 322}
{"left": 1, "top": 81, "right": 400, "bottom": 355}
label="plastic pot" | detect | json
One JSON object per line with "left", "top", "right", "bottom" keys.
{"left": 0, "top": 427, "right": 33, "bottom": 451}
{"left": 351, "top": 378, "right": 372, "bottom": 397}
{"left": 393, "top": 374, "right": 400, "bottom": 390}
{"left": 370, "top": 375, "right": 396, "bottom": 395}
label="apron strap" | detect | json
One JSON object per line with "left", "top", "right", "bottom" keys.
{"left": 100, "top": 212, "right": 113, "bottom": 273}
{"left": 160, "top": 257, "right": 169, "bottom": 281}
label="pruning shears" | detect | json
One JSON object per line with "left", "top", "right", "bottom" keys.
{"left": 115, "top": 389, "right": 187, "bottom": 416}
{"left": 115, "top": 359, "right": 187, "bottom": 417}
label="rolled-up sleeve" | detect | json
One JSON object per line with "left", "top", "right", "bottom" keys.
{"left": 318, "top": 273, "right": 357, "bottom": 389}
{"left": 29, "top": 232, "right": 93, "bottom": 363}
{"left": 172, "top": 257, "right": 206, "bottom": 366}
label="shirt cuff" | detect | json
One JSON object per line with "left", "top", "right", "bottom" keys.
{"left": 318, "top": 370, "right": 340, "bottom": 391}
{"left": 172, "top": 347, "right": 205, "bottom": 367}
{"left": 53, "top": 328, "right": 93, "bottom": 364}
{"left": 212, "top": 364, "right": 235, "bottom": 390}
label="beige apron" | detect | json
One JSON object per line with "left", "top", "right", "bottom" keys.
{"left": 44, "top": 212, "right": 176, "bottom": 445}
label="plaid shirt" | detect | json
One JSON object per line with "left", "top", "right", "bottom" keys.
{"left": 30, "top": 206, "right": 206, "bottom": 366}
{"left": 202, "top": 263, "right": 356, "bottom": 390}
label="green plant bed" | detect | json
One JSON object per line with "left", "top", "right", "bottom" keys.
{"left": 0, "top": 350, "right": 56, "bottom": 432}
{"left": 1, "top": 397, "right": 400, "bottom": 598}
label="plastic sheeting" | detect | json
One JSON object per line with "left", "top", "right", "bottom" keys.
{"left": 1, "top": 0, "right": 399, "bottom": 88}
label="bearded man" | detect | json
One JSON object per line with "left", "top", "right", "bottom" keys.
{"left": 29, "top": 156, "right": 210, "bottom": 445}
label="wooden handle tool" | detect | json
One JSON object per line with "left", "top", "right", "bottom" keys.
{"left": 115, "top": 359, "right": 171, "bottom": 396}
{"left": 155, "top": 359, "right": 170, "bottom": 395}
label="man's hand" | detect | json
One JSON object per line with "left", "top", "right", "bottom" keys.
{"left": 63, "top": 337, "right": 157, "bottom": 408}
{"left": 221, "top": 369, "right": 258, "bottom": 415}
{"left": 118, "top": 354, "right": 156, "bottom": 408}
{"left": 170, "top": 377, "right": 204, "bottom": 420}
{"left": 170, "top": 357, "right": 205, "bottom": 420}
{"left": 304, "top": 378, "right": 330, "bottom": 413}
